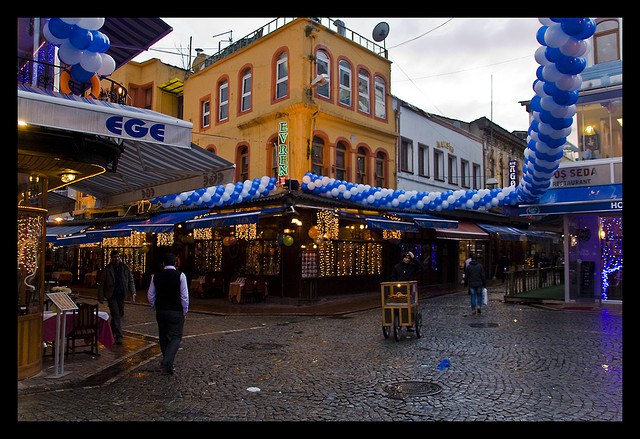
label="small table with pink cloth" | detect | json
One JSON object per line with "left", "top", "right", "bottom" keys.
{"left": 43, "top": 310, "right": 115, "bottom": 349}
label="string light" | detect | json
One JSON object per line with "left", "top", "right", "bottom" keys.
{"left": 317, "top": 210, "right": 339, "bottom": 240}
{"left": 600, "top": 217, "right": 622, "bottom": 300}
{"left": 236, "top": 223, "right": 257, "bottom": 241}
{"left": 157, "top": 232, "right": 174, "bottom": 246}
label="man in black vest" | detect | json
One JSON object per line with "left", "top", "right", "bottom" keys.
{"left": 147, "top": 253, "right": 189, "bottom": 375}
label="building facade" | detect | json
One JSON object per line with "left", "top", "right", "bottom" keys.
{"left": 183, "top": 18, "right": 397, "bottom": 187}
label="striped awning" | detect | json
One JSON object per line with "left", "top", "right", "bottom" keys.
{"left": 101, "top": 17, "right": 173, "bottom": 69}
{"left": 68, "top": 139, "right": 235, "bottom": 207}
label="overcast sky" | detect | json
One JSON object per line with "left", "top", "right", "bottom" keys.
{"left": 133, "top": 17, "right": 544, "bottom": 134}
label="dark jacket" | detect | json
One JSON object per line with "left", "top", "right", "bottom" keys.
{"left": 465, "top": 260, "right": 486, "bottom": 288}
{"left": 99, "top": 262, "right": 136, "bottom": 302}
{"left": 152, "top": 268, "right": 183, "bottom": 312}
{"left": 391, "top": 258, "right": 423, "bottom": 282}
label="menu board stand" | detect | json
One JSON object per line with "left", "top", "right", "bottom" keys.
{"left": 45, "top": 292, "right": 78, "bottom": 379}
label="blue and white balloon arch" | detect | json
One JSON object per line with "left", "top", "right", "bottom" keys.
{"left": 144, "top": 18, "right": 595, "bottom": 211}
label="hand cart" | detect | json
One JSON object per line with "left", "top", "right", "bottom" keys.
{"left": 380, "top": 281, "right": 422, "bottom": 341}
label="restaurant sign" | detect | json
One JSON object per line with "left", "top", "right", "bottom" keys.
{"left": 550, "top": 160, "right": 622, "bottom": 188}
{"left": 278, "top": 121, "right": 289, "bottom": 184}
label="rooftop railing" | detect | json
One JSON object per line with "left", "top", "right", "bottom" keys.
{"left": 198, "top": 17, "right": 387, "bottom": 71}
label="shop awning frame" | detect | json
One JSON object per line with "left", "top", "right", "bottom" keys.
{"left": 185, "top": 207, "right": 289, "bottom": 230}
{"left": 130, "top": 209, "right": 211, "bottom": 233}
{"left": 434, "top": 221, "right": 489, "bottom": 241}
{"left": 476, "top": 223, "right": 556, "bottom": 243}
{"left": 18, "top": 84, "right": 193, "bottom": 148}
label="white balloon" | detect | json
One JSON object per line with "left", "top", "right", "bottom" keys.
{"left": 96, "top": 53, "right": 115, "bottom": 75}
{"left": 60, "top": 18, "right": 82, "bottom": 25}
{"left": 58, "top": 43, "right": 83, "bottom": 65}
{"left": 80, "top": 51, "right": 103, "bottom": 72}
{"left": 77, "top": 18, "right": 105, "bottom": 30}
{"left": 560, "top": 37, "right": 588, "bottom": 57}
{"left": 542, "top": 64, "right": 563, "bottom": 82}
{"left": 544, "top": 24, "right": 570, "bottom": 48}
{"left": 534, "top": 46, "right": 551, "bottom": 65}
{"left": 43, "top": 22, "right": 67, "bottom": 45}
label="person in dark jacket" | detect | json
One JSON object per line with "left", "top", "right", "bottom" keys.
{"left": 391, "top": 251, "right": 423, "bottom": 282}
{"left": 147, "top": 253, "right": 189, "bottom": 375}
{"left": 464, "top": 253, "right": 486, "bottom": 314}
{"left": 98, "top": 250, "right": 136, "bottom": 344}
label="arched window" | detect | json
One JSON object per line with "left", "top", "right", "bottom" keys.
{"left": 311, "top": 136, "right": 325, "bottom": 176}
{"left": 217, "top": 79, "right": 228, "bottom": 122}
{"left": 374, "top": 76, "right": 386, "bottom": 120}
{"left": 315, "top": 49, "right": 330, "bottom": 99}
{"left": 275, "top": 51, "right": 288, "bottom": 100}
{"left": 358, "top": 69, "right": 370, "bottom": 114}
{"left": 335, "top": 141, "right": 348, "bottom": 181}
{"left": 338, "top": 60, "right": 352, "bottom": 107}
{"left": 594, "top": 19, "right": 620, "bottom": 64}
{"left": 375, "top": 151, "right": 387, "bottom": 187}
{"left": 240, "top": 67, "right": 252, "bottom": 113}
{"left": 356, "top": 146, "right": 368, "bottom": 184}
{"left": 236, "top": 144, "right": 249, "bottom": 181}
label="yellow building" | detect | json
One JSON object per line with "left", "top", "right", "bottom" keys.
{"left": 105, "top": 57, "right": 187, "bottom": 119}
{"left": 183, "top": 18, "right": 397, "bottom": 187}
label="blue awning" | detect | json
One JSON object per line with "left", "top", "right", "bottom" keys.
{"left": 54, "top": 232, "right": 103, "bottom": 246}
{"left": 46, "top": 225, "right": 89, "bottom": 243}
{"left": 185, "top": 207, "right": 288, "bottom": 230}
{"left": 130, "top": 209, "right": 211, "bottom": 233}
{"left": 476, "top": 223, "right": 556, "bottom": 242}
{"left": 391, "top": 212, "right": 458, "bottom": 229}
{"left": 85, "top": 221, "right": 145, "bottom": 238}
{"left": 364, "top": 216, "right": 419, "bottom": 232}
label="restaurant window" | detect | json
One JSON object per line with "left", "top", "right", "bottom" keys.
{"left": 375, "top": 151, "right": 387, "bottom": 187}
{"left": 236, "top": 144, "right": 249, "bottom": 181}
{"left": 400, "top": 138, "right": 412, "bottom": 173}
{"left": 336, "top": 141, "right": 348, "bottom": 180}
{"left": 218, "top": 79, "right": 229, "bottom": 122}
{"left": 240, "top": 68, "right": 252, "bottom": 113}
{"left": 315, "top": 49, "right": 330, "bottom": 99}
{"left": 577, "top": 100, "right": 622, "bottom": 159}
{"left": 311, "top": 136, "right": 325, "bottom": 176}
{"left": 358, "top": 68, "right": 370, "bottom": 114}
{"left": 374, "top": 76, "right": 386, "bottom": 119}
{"left": 418, "top": 143, "right": 429, "bottom": 177}
{"left": 448, "top": 154, "right": 458, "bottom": 185}
{"left": 434, "top": 149, "right": 444, "bottom": 181}
{"left": 275, "top": 51, "right": 288, "bottom": 100}
{"left": 594, "top": 19, "right": 620, "bottom": 65}
{"left": 338, "top": 60, "right": 352, "bottom": 107}
{"left": 356, "top": 146, "right": 368, "bottom": 184}
{"left": 201, "top": 98, "right": 210, "bottom": 128}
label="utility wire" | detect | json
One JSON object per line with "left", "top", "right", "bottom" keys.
{"left": 387, "top": 18, "right": 454, "bottom": 49}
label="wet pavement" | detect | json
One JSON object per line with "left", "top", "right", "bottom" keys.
{"left": 17, "top": 286, "right": 622, "bottom": 422}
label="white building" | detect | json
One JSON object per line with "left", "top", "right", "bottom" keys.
{"left": 393, "top": 97, "right": 485, "bottom": 193}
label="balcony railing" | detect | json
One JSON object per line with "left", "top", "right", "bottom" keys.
{"left": 17, "top": 56, "right": 128, "bottom": 104}
{"left": 198, "top": 17, "right": 387, "bottom": 71}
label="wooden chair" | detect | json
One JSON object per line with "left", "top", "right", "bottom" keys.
{"left": 66, "top": 303, "right": 99, "bottom": 356}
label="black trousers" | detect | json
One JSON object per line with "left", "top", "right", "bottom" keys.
{"left": 155, "top": 309, "right": 185, "bottom": 369}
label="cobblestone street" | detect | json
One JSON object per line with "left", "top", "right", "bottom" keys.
{"left": 17, "top": 290, "right": 623, "bottom": 422}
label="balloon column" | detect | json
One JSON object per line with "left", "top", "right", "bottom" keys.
{"left": 148, "top": 176, "right": 278, "bottom": 209}
{"left": 43, "top": 18, "right": 116, "bottom": 97}
{"left": 516, "top": 17, "right": 595, "bottom": 202}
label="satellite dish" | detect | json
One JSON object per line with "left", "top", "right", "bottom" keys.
{"left": 372, "top": 22, "right": 390, "bottom": 42}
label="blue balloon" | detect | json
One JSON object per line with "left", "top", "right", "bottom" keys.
{"left": 530, "top": 96, "right": 543, "bottom": 113}
{"left": 536, "top": 26, "right": 548, "bottom": 45}
{"left": 70, "top": 26, "right": 93, "bottom": 50}
{"left": 48, "top": 18, "right": 74, "bottom": 39}
{"left": 560, "top": 18, "right": 589, "bottom": 37}
{"left": 88, "top": 30, "right": 110, "bottom": 53}
{"left": 552, "top": 89, "right": 579, "bottom": 106}
{"left": 69, "top": 64, "right": 94, "bottom": 83}
{"left": 556, "top": 56, "right": 586, "bottom": 75}
{"left": 544, "top": 47, "right": 563, "bottom": 63}
{"left": 574, "top": 19, "right": 596, "bottom": 40}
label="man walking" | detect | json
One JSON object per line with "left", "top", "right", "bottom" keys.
{"left": 147, "top": 253, "right": 189, "bottom": 375}
{"left": 99, "top": 250, "right": 136, "bottom": 344}
{"left": 464, "top": 253, "right": 486, "bottom": 315}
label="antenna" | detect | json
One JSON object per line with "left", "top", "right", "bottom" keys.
{"left": 372, "top": 22, "right": 390, "bottom": 42}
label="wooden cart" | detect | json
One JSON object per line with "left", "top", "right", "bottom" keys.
{"left": 380, "top": 281, "right": 422, "bottom": 341}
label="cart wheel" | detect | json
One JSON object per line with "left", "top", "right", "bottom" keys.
{"left": 415, "top": 312, "right": 423, "bottom": 338}
{"left": 393, "top": 312, "right": 401, "bottom": 341}
{"left": 382, "top": 325, "right": 390, "bottom": 339}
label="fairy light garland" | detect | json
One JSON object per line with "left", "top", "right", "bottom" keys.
{"left": 600, "top": 217, "right": 622, "bottom": 300}
{"left": 317, "top": 209, "right": 339, "bottom": 240}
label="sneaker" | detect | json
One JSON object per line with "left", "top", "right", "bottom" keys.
{"left": 477, "top": 307, "right": 482, "bottom": 314}
{"left": 471, "top": 310, "right": 476, "bottom": 315}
